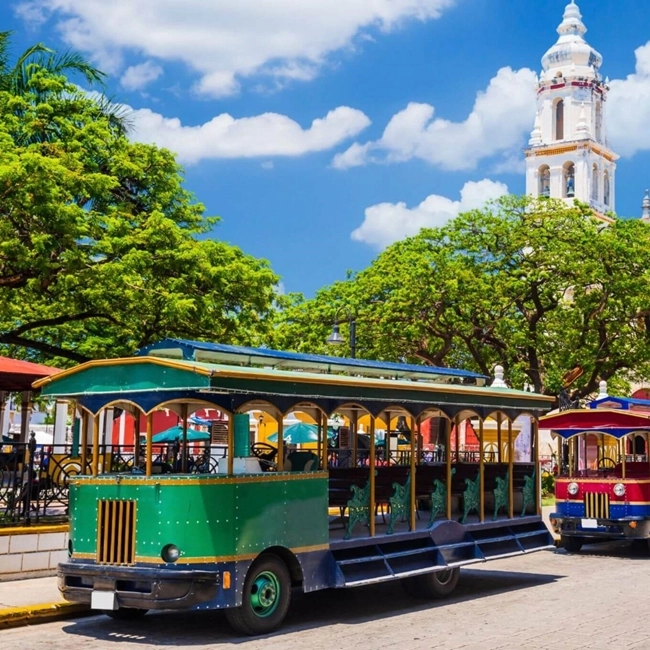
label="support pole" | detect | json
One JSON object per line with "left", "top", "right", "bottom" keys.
{"left": 227, "top": 414, "right": 234, "bottom": 475}
{"left": 322, "top": 412, "right": 329, "bottom": 470}
{"left": 0, "top": 391, "right": 6, "bottom": 440}
{"left": 369, "top": 416, "right": 376, "bottom": 537}
{"left": 497, "top": 414, "right": 502, "bottom": 463}
{"left": 508, "top": 419, "right": 514, "bottom": 519}
{"left": 410, "top": 416, "right": 417, "bottom": 531}
{"left": 92, "top": 413, "right": 100, "bottom": 477}
{"left": 317, "top": 414, "right": 322, "bottom": 469}
{"left": 181, "top": 404, "right": 189, "bottom": 473}
{"left": 569, "top": 437, "right": 574, "bottom": 478}
{"left": 454, "top": 415, "right": 460, "bottom": 462}
{"left": 446, "top": 418, "right": 452, "bottom": 520}
{"left": 20, "top": 391, "right": 33, "bottom": 444}
{"left": 479, "top": 418, "right": 485, "bottom": 522}
{"left": 385, "top": 410, "right": 391, "bottom": 464}
{"left": 277, "top": 414, "right": 284, "bottom": 472}
{"left": 533, "top": 419, "right": 541, "bottom": 516}
{"left": 622, "top": 438, "right": 627, "bottom": 479}
{"left": 80, "top": 411, "right": 89, "bottom": 475}
{"left": 352, "top": 411, "right": 358, "bottom": 467}
{"left": 145, "top": 413, "right": 153, "bottom": 477}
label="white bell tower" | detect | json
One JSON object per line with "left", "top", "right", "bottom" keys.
{"left": 525, "top": 1, "right": 618, "bottom": 220}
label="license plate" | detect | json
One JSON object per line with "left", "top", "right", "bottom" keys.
{"left": 91, "top": 590, "right": 117, "bottom": 610}
{"left": 581, "top": 518, "right": 598, "bottom": 529}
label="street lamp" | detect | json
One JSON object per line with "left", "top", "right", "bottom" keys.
{"left": 327, "top": 307, "right": 357, "bottom": 359}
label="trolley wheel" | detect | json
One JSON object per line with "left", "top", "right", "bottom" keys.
{"left": 225, "top": 554, "right": 291, "bottom": 636}
{"left": 401, "top": 567, "right": 460, "bottom": 599}
{"left": 103, "top": 608, "right": 149, "bottom": 620}
{"left": 561, "top": 536, "right": 584, "bottom": 553}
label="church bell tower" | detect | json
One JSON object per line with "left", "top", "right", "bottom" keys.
{"left": 525, "top": 1, "right": 618, "bottom": 220}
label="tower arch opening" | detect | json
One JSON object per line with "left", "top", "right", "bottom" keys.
{"left": 592, "top": 164, "right": 599, "bottom": 202}
{"left": 538, "top": 165, "right": 551, "bottom": 198}
{"left": 563, "top": 162, "right": 575, "bottom": 198}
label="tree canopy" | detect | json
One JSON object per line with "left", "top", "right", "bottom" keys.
{"left": 274, "top": 196, "right": 650, "bottom": 400}
{"left": 0, "top": 69, "right": 279, "bottom": 365}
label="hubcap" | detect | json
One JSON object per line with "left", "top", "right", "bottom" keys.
{"left": 250, "top": 571, "right": 280, "bottom": 617}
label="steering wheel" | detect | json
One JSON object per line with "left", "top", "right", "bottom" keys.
{"left": 597, "top": 457, "right": 616, "bottom": 469}
{"left": 251, "top": 442, "right": 278, "bottom": 472}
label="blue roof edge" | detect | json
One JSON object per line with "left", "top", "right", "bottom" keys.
{"left": 136, "top": 338, "right": 488, "bottom": 380}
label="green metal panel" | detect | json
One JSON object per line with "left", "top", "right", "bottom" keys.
{"left": 233, "top": 414, "right": 250, "bottom": 458}
{"left": 40, "top": 362, "right": 210, "bottom": 398}
{"left": 69, "top": 474, "right": 329, "bottom": 562}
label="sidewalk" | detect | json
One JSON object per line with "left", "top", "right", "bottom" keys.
{"left": 0, "top": 576, "right": 88, "bottom": 629}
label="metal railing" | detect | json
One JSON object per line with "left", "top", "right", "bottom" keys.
{"left": 0, "top": 438, "right": 223, "bottom": 527}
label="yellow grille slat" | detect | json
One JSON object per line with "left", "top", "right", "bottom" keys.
{"left": 97, "top": 499, "right": 136, "bottom": 565}
{"left": 584, "top": 492, "right": 610, "bottom": 519}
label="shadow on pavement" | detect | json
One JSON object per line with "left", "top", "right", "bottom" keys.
{"left": 61, "top": 564, "right": 562, "bottom": 646}
{"left": 558, "top": 538, "right": 650, "bottom": 559}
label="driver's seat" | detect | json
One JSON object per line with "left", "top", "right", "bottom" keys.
{"left": 283, "top": 451, "right": 319, "bottom": 472}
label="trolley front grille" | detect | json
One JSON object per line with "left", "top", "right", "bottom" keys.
{"left": 583, "top": 492, "right": 610, "bottom": 519}
{"left": 97, "top": 500, "right": 136, "bottom": 565}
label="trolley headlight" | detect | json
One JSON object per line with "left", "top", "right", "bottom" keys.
{"left": 613, "top": 483, "right": 626, "bottom": 497}
{"left": 161, "top": 544, "right": 180, "bottom": 563}
{"left": 567, "top": 482, "right": 579, "bottom": 496}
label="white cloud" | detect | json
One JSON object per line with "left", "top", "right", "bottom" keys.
{"left": 334, "top": 66, "right": 537, "bottom": 171}
{"left": 120, "top": 61, "right": 163, "bottom": 91}
{"left": 129, "top": 105, "right": 371, "bottom": 164}
{"left": 17, "top": 0, "right": 455, "bottom": 97}
{"left": 608, "top": 42, "right": 650, "bottom": 158}
{"left": 261, "top": 161, "right": 275, "bottom": 170}
{"left": 351, "top": 179, "right": 508, "bottom": 249}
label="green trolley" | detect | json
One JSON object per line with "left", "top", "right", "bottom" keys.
{"left": 35, "top": 339, "right": 555, "bottom": 635}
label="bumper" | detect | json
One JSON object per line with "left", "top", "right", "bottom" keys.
{"left": 58, "top": 562, "right": 229, "bottom": 611}
{"left": 550, "top": 514, "right": 650, "bottom": 540}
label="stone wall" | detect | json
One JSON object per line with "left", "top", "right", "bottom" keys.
{"left": 0, "top": 525, "right": 68, "bottom": 581}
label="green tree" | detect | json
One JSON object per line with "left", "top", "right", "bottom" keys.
{"left": 0, "top": 70, "right": 279, "bottom": 364}
{"left": 274, "top": 196, "right": 650, "bottom": 400}
{"left": 0, "top": 31, "right": 104, "bottom": 95}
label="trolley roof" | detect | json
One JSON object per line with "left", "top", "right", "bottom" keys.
{"left": 33, "top": 349, "right": 553, "bottom": 419}
{"left": 136, "top": 338, "right": 488, "bottom": 385}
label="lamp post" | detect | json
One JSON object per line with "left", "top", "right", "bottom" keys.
{"left": 326, "top": 307, "right": 357, "bottom": 359}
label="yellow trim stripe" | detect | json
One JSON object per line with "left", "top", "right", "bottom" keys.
{"left": 0, "top": 524, "right": 68, "bottom": 537}
{"left": 73, "top": 472, "right": 328, "bottom": 488}
{"left": 32, "top": 357, "right": 212, "bottom": 389}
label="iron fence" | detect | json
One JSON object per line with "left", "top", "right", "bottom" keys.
{"left": 0, "top": 437, "right": 223, "bottom": 527}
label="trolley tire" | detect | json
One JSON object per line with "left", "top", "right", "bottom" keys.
{"left": 561, "top": 536, "right": 584, "bottom": 553}
{"left": 225, "top": 554, "right": 291, "bottom": 636}
{"left": 103, "top": 608, "right": 149, "bottom": 620}
{"left": 401, "top": 568, "right": 460, "bottom": 599}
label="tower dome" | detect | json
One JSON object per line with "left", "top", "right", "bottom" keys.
{"left": 541, "top": 1, "right": 602, "bottom": 82}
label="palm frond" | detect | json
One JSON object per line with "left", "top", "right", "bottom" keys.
{"left": 48, "top": 50, "right": 106, "bottom": 87}
{"left": 0, "top": 31, "right": 12, "bottom": 79}
{"left": 92, "top": 93, "right": 133, "bottom": 135}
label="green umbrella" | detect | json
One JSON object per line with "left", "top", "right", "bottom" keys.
{"left": 152, "top": 425, "right": 210, "bottom": 443}
{"left": 267, "top": 422, "right": 335, "bottom": 444}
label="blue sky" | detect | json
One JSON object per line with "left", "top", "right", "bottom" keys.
{"left": 3, "top": 0, "right": 650, "bottom": 295}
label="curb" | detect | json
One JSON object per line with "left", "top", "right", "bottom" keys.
{"left": 0, "top": 602, "right": 90, "bottom": 630}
